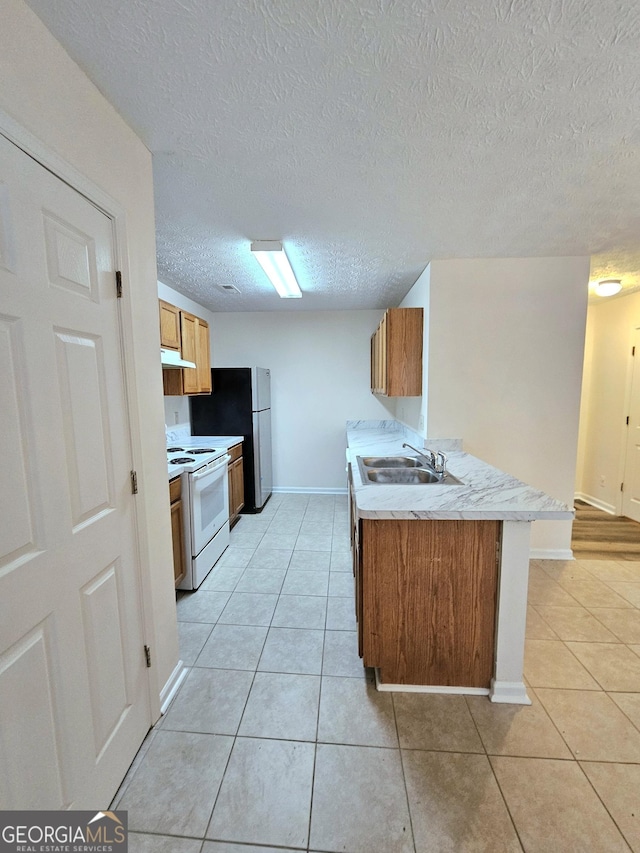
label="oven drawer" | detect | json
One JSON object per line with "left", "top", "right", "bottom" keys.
{"left": 189, "top": 455, "right": 230, "bottom": 556}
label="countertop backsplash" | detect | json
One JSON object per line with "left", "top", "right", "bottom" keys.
{"left": 165, "top": 423, "right": 192, "bottom": 445}
{"left": 346, "top": 419, "right": 462, "bottom": 453}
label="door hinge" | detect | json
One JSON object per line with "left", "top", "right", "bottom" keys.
{"left": 130, "top": 470, "right": 138, "bottom": 494}
{"left": 116, "top": 270, "right": 122, "bottom": 298}
{"left": 633, "top": 346, "right": 636, "bottom": 356}
{"left": 627, "top": 416, "right": 630, "bottom": 426}
{"left": 144, "top": 645, "right": 151, "bottom": 668}
{"left": 621, "top": 482, "right": 624, "bottom": 492}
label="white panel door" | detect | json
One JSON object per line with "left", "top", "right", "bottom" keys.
{"left": 0, "top": 133, "right": 150, "bottom": 809}
{"left": 623, "top": 328, "right": 640, "bottom": 522}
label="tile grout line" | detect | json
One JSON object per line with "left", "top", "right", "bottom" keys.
{"left": 574, "top": 758, "right": 634, "bottom": 850}
{"left": 306, "top": 644, "right": 326, "bottom": 851}
{"left": 390, "top": 692, "right": 418, "bottom": 853}
{"left": 155, "top": 502, "right": 640, "bottom": 848}
{"left": 195, "top": 533, "right": 264, "bottom": 845}
{"left": 485, "top": 755, "right": 526, "bottom": 852}
{"left": 201, "top": 545, "right": 275, "bottom": 847}
{"left": 525, "top": 685, "right": 582, "bottom": 760}
{"left": 199, "top": 506, "right": 311, "bottom": 848}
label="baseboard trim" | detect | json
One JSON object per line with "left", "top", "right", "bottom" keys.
{"left": 490, "top": 679, "right": 532, "bottom": 705}
{"left": 159, "top": 660, "right": 188, "bottom": 715}
{"left": 375, "top": 670, "right": 489, "bottom": 696}
{"left": 574, "top": 492, "right": 617, "bottom": 515}
{"left": 272, "top": 486, "right": 347, "bottom": 495}
{"left": 529, "top": 549, "right": 575, "bottom": 560}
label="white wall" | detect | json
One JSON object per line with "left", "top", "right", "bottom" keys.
{"left": 576, "top": 290, "right": 640, "bottom": 512}
{"left": 158, "top": 280, "right": 218, "bottom": 427}
{"left": 575, "top": 308, "right": 594, "bottom": 503}
{"left": 2, "top": 0, "right": 178, "bottom": 710}
{"left": 212, "top": 310, "right": 391, "bottom": 490}
{"left": 427, "top": 258, "right": 589, "bottom": 555}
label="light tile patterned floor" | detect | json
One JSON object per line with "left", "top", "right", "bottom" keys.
{"left": 113, "top": 494, "right": 640, "bottom": 852}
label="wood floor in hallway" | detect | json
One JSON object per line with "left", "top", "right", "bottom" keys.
{"left": 572, "top": 499, "right": 640, "bottom": 560}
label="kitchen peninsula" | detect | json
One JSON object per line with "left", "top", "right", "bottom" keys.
{"left": 347, "top": 421, "right": 573, "bottom": 705}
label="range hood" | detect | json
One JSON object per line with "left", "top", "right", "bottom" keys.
{"left": 161, "top": 348, "right": 196, "bottom": 369}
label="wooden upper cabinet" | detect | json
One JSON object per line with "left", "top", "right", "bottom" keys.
{"left": 196, "top": 318, "right": 212, "bottom": 394}
{"left": 180, "top": 312, "right": 199, "bottom": 395}
{"left": 159, "top": 300, "right": 181, "bottom": 350}
{"left": 160, "top": 300, "right": 212, "bottom": 396}
{"left": 371, "top": 307, "right": 422, "bottom": 396}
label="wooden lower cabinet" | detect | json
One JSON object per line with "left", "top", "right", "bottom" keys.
{"left": 358, "top": 518, "right": 501, "bottom": 687}
{"left": 227, "top": 443, "right": 244, "bottom": 528}
{"left": 169, "top": 477, "right": 186, "bottom": 588}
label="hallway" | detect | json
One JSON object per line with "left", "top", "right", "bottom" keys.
{"left": 113, "top": 493, "right": 640, "bottom": 852}
{"left": 572, "top": 499, "right": 640, "bottom": 561}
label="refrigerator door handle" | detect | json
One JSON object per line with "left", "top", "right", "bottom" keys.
{"left": 252, "top": 410, "right": 262, "bottom": 508}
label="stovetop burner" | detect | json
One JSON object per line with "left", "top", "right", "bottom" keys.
{"left": 170, "top": 456, "right": 195, "bottom": 464}
{"left": 167, "top": 447, "right": 184, "bottom": 453}
{"left": 189, "top": 448, "right": 217, "bottom": 454}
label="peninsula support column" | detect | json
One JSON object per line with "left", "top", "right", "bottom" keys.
{"left": 490, "top": 520, "right": 532, "bottom": 704}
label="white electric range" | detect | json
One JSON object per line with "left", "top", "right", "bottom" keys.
{"left": 168, "top": 443, "right": 230, "bottom": 590}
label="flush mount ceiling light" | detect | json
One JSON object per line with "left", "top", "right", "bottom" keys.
{"left": 595, "top": 279, "right": 622, "bottom": 297}
{"left": 250, "top": 240, "right": 302, "bottom": 298}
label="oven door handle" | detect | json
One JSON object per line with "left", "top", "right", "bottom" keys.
{"left": 191, "top": 454, "right": 230, "bottom": 480}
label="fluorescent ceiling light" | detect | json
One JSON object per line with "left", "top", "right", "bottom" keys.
{"left": 595, "top": 279, "right": 622, "bottom": 297}
{"left": 251, "top": 240, "right": 302, "bottom": 298}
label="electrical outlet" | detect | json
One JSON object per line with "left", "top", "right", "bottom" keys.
{"left": 174, "top": 411, "right": 179, "bottom": 425}
{"left": 599, "top": 475, "right": 605, "bottom": 487}
{"left": 419, "top": 414, "right": 425, "bottom": 431}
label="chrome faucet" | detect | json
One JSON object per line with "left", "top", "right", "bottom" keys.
{"left": 403, "top": 442, "right": 447, "bottom": 475}
{"left": 434, "top": 450, "right": 448, "bottom": 475}
{"left": 402, "top": 442, "right": 434, "bottom": 467}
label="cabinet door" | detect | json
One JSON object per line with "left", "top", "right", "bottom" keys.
{"left": 370, "top": 308, "right": 422, "bottom": 397}
{"left": 379, "top": 314, "right": 387, "bottom": 394}
{"left": 354, "top": 520, "right": 363, "bottom": 658}
{"left": 170, "top": 499, "right": 186, "bottom": 587}
{"left": 230, "top": 457, "right": 245, "bottom": 517}
{"left": 180, "top": 312, "right": 199, "bottom": 394}
{"left": 161, "top": 304, "right": 211, "bottom": 397}
{"left": 370, "top": 334, "right": 376, "bottom": 393}
{"left": 196, "top": 318, "right": 211, "bottom": 393}
{"left": 159, "top": 300, "right": 181, "bottom": 350}
{"left": 362, "top": 519, "right": 499, "bottom": 687}
{"left": 169, "top": 478, "right": 185, "bottom": 587}
{"left": 386, "top": 308, "right": 422, "bottom": 396}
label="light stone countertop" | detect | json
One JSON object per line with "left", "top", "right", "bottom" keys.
{"left": 347, "top": 425, "right": 573, "bottom": 521}
{"left": 167, "top": 434, "right": 244, "bottom": 481}
{"left": 179, "top": 435, "right": 244, "bottom": 450}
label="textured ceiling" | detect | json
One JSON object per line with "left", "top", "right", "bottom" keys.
{"left": 25, "top": 0, "right": 640, "bottom": 311}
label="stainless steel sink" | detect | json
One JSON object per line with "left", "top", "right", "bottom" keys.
{"left": 366, "top": 468, "right": 441, "bottom": 484}
{"left": 361, "top": 456, "right": 424, "bottom": 468}
{"left": 356, "top": 455, "right": 463, "bottom": 486}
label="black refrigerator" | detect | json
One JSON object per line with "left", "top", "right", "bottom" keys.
{"left": 190, "top": 367, "right": 273, "bottom": 512}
